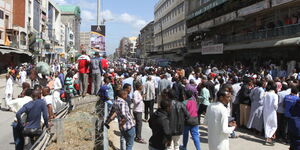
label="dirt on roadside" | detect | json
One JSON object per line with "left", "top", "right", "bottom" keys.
{"left": 47, "top": 102, "right": 97, "bottom": 150}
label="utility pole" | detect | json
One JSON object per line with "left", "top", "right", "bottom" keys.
{"left": 97, "top": 0, "right": 101, "bottom": 25}
{"left": 160, "top": 20, "right": 164, "bottom": 59}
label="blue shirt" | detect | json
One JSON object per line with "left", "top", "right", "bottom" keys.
{"left": 16, "top": 99, "right": 49, "bottom": 129}
{"left": 284, "top": 95, "right": 299, "bottom": 118}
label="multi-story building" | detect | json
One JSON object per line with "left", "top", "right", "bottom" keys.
{"left": 0, "top": 0, "right": 13, "bottom": 46}
{"left": 152, "top": 0, "right": 186, "bottom": 61}
{"left": 186, "top": 0, "right": 300, "bottom": 66}
{"left": 12, "top": 0, "right": 28, "bottom": 50}
{"left": 80, "top": 32, "right": 91, "bottom": 53}
{"left": 138, "top": 21, "right": 154, "bottom": 63}
{"left": 59, "top": 5, "right": 81, "bottom": 52}
{"left": 117, "top": 37, "right": 130, "bottom": 58}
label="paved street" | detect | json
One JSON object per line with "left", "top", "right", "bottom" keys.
{"left": 108, "top": 107, "right": 290, "bottom": 150}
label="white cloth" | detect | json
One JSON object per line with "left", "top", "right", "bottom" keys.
{"left": 133, "top": 90, "right": 144, "bottom": 112}
{"left": 20, "top": 71, "right": 27, "bottom": 84}
{"left": 53, "top": 77, "right": 62, "bottom": 90}
{"left": 52, "top": 91, "right": 66, "bottom": 113}
{"left": 2, "top": 77, "right": 13, "bottom": 109}
{"left": 143, "top": 80, "right": 155, "bottom": 101}
{"left": 7, "top": 96, "right": 32, "bottom": 113}
{"left": 263, "top": 90, "right": 278, "bottom": 138}
{"left": 206, "top": 102, "right": 235, "bottom": 150}
{"left": 44, "top": 95, "right": 53, "bottom": 105}
{"left": 277, "top": 89, "right": 291, "bottom": 113}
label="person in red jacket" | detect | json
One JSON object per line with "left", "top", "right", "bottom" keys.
{"left": 77, "top": 51, "right": 90, "bottom": 97}
{"left": 102, "top": 55, "right": 109, "bottom": 71}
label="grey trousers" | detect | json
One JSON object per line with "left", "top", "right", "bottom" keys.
{"left": 91, "top": 73, "right": 102, "bottom": 95}
{"left": 133, "top": 112, "right": 143, "bottom": 139}
{"left": 79, "top": 73, "right": 89, "bottom": 96}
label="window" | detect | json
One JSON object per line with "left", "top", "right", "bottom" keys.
{"left": 0, "top": 10, "right": 3, "bottom": 19}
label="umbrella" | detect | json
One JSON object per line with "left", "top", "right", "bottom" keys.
{"left": 36, "top": 62, "right": 51, "bottom": 75}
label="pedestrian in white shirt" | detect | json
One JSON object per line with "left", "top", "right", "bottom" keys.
{"left": 20, "top": 68, "right": 27, "bottom": 85}
{"left": 133, "top": 83, "right": 146, "bottom": 144}
{"left": 2, "top": 73, "right": 13, "bottom": 110}
{"left": 206, "top": 88, "right": 237, "bottom": 150}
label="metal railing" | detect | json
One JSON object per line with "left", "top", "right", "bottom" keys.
{"left": 219, "top": 23, "right": 300, "bottom": 44}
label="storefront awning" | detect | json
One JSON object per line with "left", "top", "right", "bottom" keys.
{"left": 0, "top": 46, "right": 32, "bottom": 56}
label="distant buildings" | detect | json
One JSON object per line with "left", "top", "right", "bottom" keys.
{"left": 136, "top": 21, "right": 154, "bottom": 63}
{"left": 152, "top": 0, "right": 186, "bottom": 62}
{"left": 80, "top": 32, "right": 91, "bottom": 53}
{"left": 0, "top": 0, "right": 81, "bottom": 71}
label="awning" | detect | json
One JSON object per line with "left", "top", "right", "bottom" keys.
{"left": 0, "top": 46, "right": 32, "bottom": 56}
{"left": 224, "top": 37, "right": 300, "bottom": 51}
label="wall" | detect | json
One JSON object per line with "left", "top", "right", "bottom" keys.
{"left": 13, "top": 0, "right": 25, "bottom": 27}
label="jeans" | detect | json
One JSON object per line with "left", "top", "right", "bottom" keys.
{"left": 12, "top": 122, "right": 24, "bottom": 150}
{"left": 79, "top": 73, "right": 89, "bottom": 96}
{"left": 133, "top": 112, "right": 143, "bottom": 139}
{"left": 121, "top": 127, "right": 135, "bottom": 150}
{"left": 181, "top": 125, "right": 201, "bottom": 150}
{"left": 91, "top": 73, "right": 102, "bottom": 95}
{"left": 144, "top": 100, "right": 154, "bottom": 120}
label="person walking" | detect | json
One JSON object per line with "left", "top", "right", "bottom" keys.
{"left": 263, "top": 81, "right": 279, "bottom": 145}
{"left": 198, "top": 82, "right": 210, "bottom": 124}
{"left": 206, "top": 89, "right": 237, "bottom": 150}
{"left": 2, "top": 72, "right": 13, "bottom": 110}
{"left": 158, "top": 74, "right": 172, "bottom": 107}
{"left": 247, "top": 80, "right": 265, "bottom": 134}
{"left": 105, "top": 90, "right": 136, "bottom": 150}
{"left": 133, "top": 83, "right": 147, "bottom": 144}
{"left": 90, "top": 52, "right": 103, "bottom": 95}
{"left": 20, "top": 67, "right": 27, "bottom": 85}
{"left": 143, "top": 76, "right": 155, "bottom": 121}
{"left": 180, "top": 90, "right": 201, "bottom": 150}
{"left": 77, "top": 51, "right": 90, "bottom": 97}
{"left": 238, "top": 77, "right": 253, "bottom": 127}
{"left": 148, "top": 99, "right": 172, "bottom": 150}
{"left": 167, "top": 90, "right": 190, "bottom": 150}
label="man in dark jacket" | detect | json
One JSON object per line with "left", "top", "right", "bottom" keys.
{"left": 172, "top": 76, "right": 185, "bottom": 102}
{"left": 238, "top": 77, "right": 253, "bottom": 127}
{"left": 149, "top": 99, "right": 172, "bottom": 150}
{"left": 167, "top": 90, "right": 190, "bottom": 150}
{"left": 206, "top": 75, "right": 215, "bottom": 102}
{"left": 289, "top": 100, "right": 300, "bottom": 150}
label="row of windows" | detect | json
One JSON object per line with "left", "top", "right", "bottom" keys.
{"left": 155, "top": 2, "right": 184, "bottom": 24}
{"left": 155, "top": 0, "right": 176, "bottom": 17}
{"left": 164, "top": 39, "right": 185, "bottom": 50}
{"left": 154, "top": 22, "right": 185, "bottom": 42}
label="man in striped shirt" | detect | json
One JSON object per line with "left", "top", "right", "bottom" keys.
{"left": 105, "top": 90, "right": 136, "bottom": 150}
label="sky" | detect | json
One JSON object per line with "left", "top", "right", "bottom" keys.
{"left": 53, "top": 0, "right": 158, "bottom": 55}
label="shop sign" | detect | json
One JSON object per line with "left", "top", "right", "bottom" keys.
{"left": 201, "top": 43, "right": 223, "bottom": 55}
{"left": 214, "top": 12, "right": 236, "bottom": 26}
{"left": 238, "top": 0, "right": 270, "bottom": 17}
{"left": 199, "top": 20, "right": 214, "bottom": 30}
{"left": 188, "top": 0, "right": 228, "bottom": 19}
{"left": 187, "top": 25, "right": 199, "bottom": 34}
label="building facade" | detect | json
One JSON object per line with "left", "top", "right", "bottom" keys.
{"left": 152, "top": 0, "right": 186, "bottom": 61}
{"left": 80, "top": 32, "right": 91, "bottom": 53}
{"left": 137, "top": 21, "right": 154, "bottom": 63}
{"left": 59, "top": 5, "right": 81, "bottom": 52}
{"left": 186, "top": 0, "right": 300, "bottom": 65}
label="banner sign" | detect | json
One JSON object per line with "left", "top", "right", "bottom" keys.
{"left": 238, "top": 1, "right": 270, "bottom": 17}
{"left": 201, "top": 43, "right": 224, "bottom": 55}
{"left": 187, "top": 0, "right": 228, "bottom": 19}
{"left": 91, "top": 25, "right": 106, "bottom": 52}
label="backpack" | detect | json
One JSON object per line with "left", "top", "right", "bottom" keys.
{"left": 97, "top": 85, "right": 109, "bottom": 101}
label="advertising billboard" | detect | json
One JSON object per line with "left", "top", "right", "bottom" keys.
{"left": 91, "top": 25, "right": 106, "bottom": 52}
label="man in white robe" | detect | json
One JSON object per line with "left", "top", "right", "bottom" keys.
{"left": 2, "top": 73, "right": 13, "bottom": 110}
{"left": 263, "top": 82, "right": 278, "bottom": 145}
{"left": 206, "top": 89, "right": 236, "bottom": 150}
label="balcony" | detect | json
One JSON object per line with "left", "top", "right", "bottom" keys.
{"left": 218, "top": 23, "right": 300, "bottom": 44}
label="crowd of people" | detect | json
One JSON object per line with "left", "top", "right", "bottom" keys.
{"left": 1, "top": 50, "right": 300, "bottom": 150}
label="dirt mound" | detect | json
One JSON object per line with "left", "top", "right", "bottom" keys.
{"left": 47, "top": 103, "right": 97, "bottom": 150}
